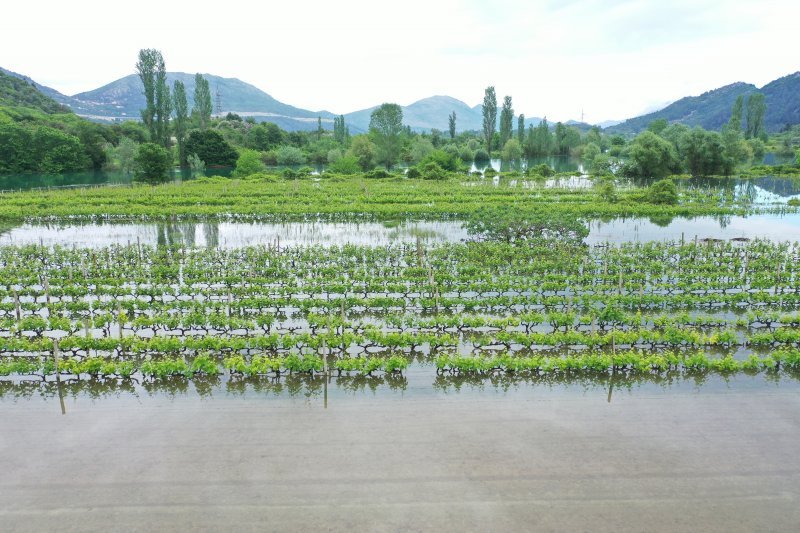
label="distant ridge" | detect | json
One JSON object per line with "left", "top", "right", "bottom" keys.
{"left": 4, "top": 66, "right": 800, "bottom": 133}
{"left": 606, "top": 72, "right": 800, "bottom": 134}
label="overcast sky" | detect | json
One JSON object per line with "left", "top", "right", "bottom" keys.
{"left": 2, "top": 0, "right": 797, "bottom": 123}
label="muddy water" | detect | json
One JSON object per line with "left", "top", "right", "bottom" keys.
{"left": 2, "top": 372, "right": 799, "bottom": 531}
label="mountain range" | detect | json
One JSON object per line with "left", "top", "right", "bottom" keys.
{"left": 2, "top": 66, "right": 800, "bottom": 134}
{"left": 606, "top": 72, "right": 800, "bottom": 134}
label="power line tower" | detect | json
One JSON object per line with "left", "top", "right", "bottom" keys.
{"left": 215, "top": 85, "right": 222, "bottom": 115}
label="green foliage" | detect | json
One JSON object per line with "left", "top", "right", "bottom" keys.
{"left": 185, "top": 130, "right": 238, "bottom": 167}
{"left": 499, "top": 95, "right": 514, "bottom": 147}
{"left": 333, "top": 115, "right": 350, "bottom": 146}
{"left": 473, "top": 148, "right": 489, "bottom": 162}
{"left": 528, "top": 163, "right": 554, "bottom": 177}
{"left": 466, "top": 207, "right": 589, "bottom": 244}
{"left": 192, "top": 73, "right": 213, "bottom": 130}
{"left": 419, "top": 161, "right": 447, "bottom": 180}
{"left": 172, "top": 80, "right": 189, "bottom": 166}
{"left": 348, "top": 136, "right": 375, "bottom": 171}
{"left": 482, "top": 86, "right": 497, "bottom": 155}
{"left": 501, "top": 138, "right": 523, "bottom": 161}
{"left": 369, "top": 103, "right": 404, "bottom": 170}
{"left": 245, "top": 122, "right": 283, "bottom": 151}
{"left": 327, "top": 155, "right": 361, "bottom": 175}
{"left": 525, "top": 119, "right": 553, "bottom": 157}
{"left": 745, "top": 92, "right": 767, "bottom": 140}
{"left": 420, "top": 149, "right": 460, "bottom": 172}
{"left": 679, "top": 128, "right": 732, "bottom": 176}
{"left": 134, "top": 142, "right": 172, "bottom": 184}
{"left": 623, "top": 131, "right": 679, "bottom": 178}
{"left": 136, "top": 48, "right": 170, "bottom": 146}
{"left": 0, "top": 70, "right": 71, "bottom": 114}
{"left": 233, "top": 149, "right": 266, "bottom": 177}
{"left": 276, "top": 145, "right": 306, "bottom": 166}
{"left": 448, "top": 111, "right": 456, "bottom": 140}
{"left": 0, "top": 122, "right": 88, "bottom": 173}
{"left": 642, "top": 178, "right": 678, "bottom": 205}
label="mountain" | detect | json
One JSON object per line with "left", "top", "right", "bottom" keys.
{"left": 70, "top": 72, "right": 336, "bottom": 128}
{"left": 606, "top": 72, "right": 800, "bottom": 134}
{"left": 345, "top": 95, "right": 548, "bottom": 133}
{"left": 0, "top": 67, "right": 72, "bottom": 114}
{"left": 760, "top": 72, "right": 800, "bottom": 132}
{"left": 606, "top": 82, "right": 757, "bottom": 134}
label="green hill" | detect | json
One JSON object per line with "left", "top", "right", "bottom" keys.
{"left": 0, "top": 68, "right": 71, "bottom": 114}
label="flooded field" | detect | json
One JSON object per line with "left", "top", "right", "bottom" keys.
{"left": 2, "top": 372, "right": 799, "bottom": 531}
{"left": 3, "top": 212, "right": 800, "bottom": 248}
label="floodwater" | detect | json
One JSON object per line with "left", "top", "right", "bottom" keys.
{"left": 3, "top": 213, "right": 800, "bottom": 248}
{"left": 2, "top": 371, "right": 799, "bottom": 531}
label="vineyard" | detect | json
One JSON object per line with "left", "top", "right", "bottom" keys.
{"left": 0, "top": 175, "right": 762, "bottom": 222}
{"left": 2, "top": 238, "right": 800, "bottom": 389}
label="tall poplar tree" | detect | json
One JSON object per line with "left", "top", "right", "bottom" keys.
{"left": 482, "top": 86, "right": 497, "bottom": 155}
{"left": 499, "top": 95, "right": 514, "bottom": 147}
{"left": 193, "top": 73, "right": 213, "bottom": 130}
{"left": 173, "top": 80, "right": 189, "bottom": 166}
{"left": 448, "top": 111, "right": 457, "bottom": 140}
{"left": 135, "top": 49, "right": 170, "bottom": 147}
{"left": 517, "top": 114, "right": 525, "bottom": 144}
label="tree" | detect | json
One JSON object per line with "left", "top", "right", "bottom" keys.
{"left": 135, "top": 49, "right": 170, "bottom": 147}
{"left": 517, "top": 114, "right": 525, "bottom": 145}
{"left": 184, "top": 130, "right": 238, "bottom": 167}
{"left": 729, "top": 95, "right": 744, "bottom": 133}
{"left": 348, "top": 136, "right": 375, "bottom": 170}
{"left": 448, "top": 111, "right": 457, "bottom": 140}
{"left": 192, "top": 73, "right": 212, "bottom": 130}
{"left": 745, "top": 93, "right": 766, "bottom": 140}
{"left": 172, "top": 80, "right": 189, "bottom": 166}
{"left": 525, "top": 119, "right": 553, "bottom": 157}
{"left": 333, "top": 115, "right": 350, "bottom": 146}
{"left": 233, "top": 148, "right": 266, "bottom": 177}
{"left": 482, "top": 86, "right": 497, "bottom": 155}
{"left": 623, "top": 131, "right": 679, "bottom": 179}
{"left": 134, "top": 142, "right": 171, "bottom": 183}
{"left": 643, "top": 178, "right": 678, "bottom": 205}
{"left": 499, "top": 95, "right": 514, "bottom": 148}
{"left": 369, "top": 103, "right": 404, "bottom": 170}
{"left": 501, "top": 139, "right": 522, "bottom": 161}
{"left": 136, "top": 49, "right": 158, "bottom": 141}
{"left": 155, "top": 68, "right": 171, "bottom": 147}
{"left": 316, "top": 117, "right": 324, "bottom": 141}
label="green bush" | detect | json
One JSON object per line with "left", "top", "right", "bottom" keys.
{"left": 643, "top": 178, "right": 679, "bottom": 205}
{"left": 185, "top": 130, "right": 238, "bottom": 167}
{"left": 233, "top": 148, "right": 266, "bottom": 177}
{"left": 276, "top": 145, "right": 306, "bottom": 166}
{"left": 327, "top": 155, "right": 361, "bottom": 175}
{"left": 134, "top": 143, "right": 172, "bottom": 184}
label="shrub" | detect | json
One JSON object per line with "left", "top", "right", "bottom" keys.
{"left": 327, "top": 155, "right": 361, "bottom": 175}
{"left": 276, "top": 145, "right": 306, "bottom": 166}
{"left": 233, "top": 148, "right": 266, "bottom": 177}
{"left": 643, "top": 178, "right": 679, "bottom": 205}
{"left": 134, "top": 143, "right": 172, "bottom": 184}
{"left": 185, "top": 130, "right": 238, "bottom": 167}
{"left": 528, "top": 163, "right": 554, "bottom": 177}
{"left": 473, "top": 148, "right": 490, "bottom": 161}
{"left": 420, "top": 161, "right": 447, "bottom": 180}
{"left": 466, "top": 207, "right": 588, "bottom": 244}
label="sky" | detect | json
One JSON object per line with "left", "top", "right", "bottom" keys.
{"left": 2, "top": 0, "right": 798, "bottom": 124}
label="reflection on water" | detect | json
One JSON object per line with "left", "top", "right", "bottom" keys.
{"left": 587, "top": 213, "right": 800, "bottom": 244}
{"left": 2, "top": 368, "right": 797, "bottom": 408}
{"left": 4, "top": 213, "right": 800, "bottom": 248}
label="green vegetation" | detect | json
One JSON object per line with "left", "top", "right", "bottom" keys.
{"left": 0, "top": 173, "right": 751, "bottom": 221}
{"left": 1, "top": 239, "right": 800, "bottom": 386}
